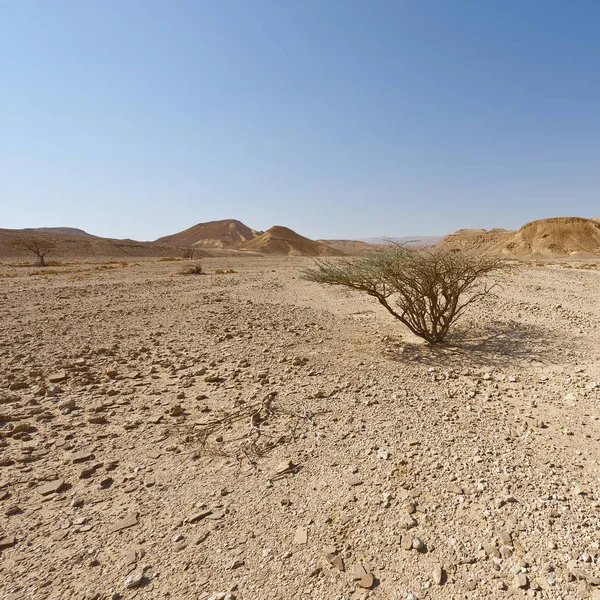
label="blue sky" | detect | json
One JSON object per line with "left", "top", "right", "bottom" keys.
{"left": 1, "top": 1, "right": 598, "bottom": 240}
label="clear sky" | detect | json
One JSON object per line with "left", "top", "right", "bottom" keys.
{"left": 1, "top": 1, "right": 599, "bottom": 240}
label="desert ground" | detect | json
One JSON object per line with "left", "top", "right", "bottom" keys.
{"left": 2, "top": 255, "right": 600, "bottom": 600}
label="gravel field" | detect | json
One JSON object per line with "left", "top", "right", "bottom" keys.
{"left": 1, "top": 256, "right": 600, "bottom": 600}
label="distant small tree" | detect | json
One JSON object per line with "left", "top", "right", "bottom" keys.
{"left": 302, "top": 245, "right": 506, "bottom": 343}
{"left": 10, "top": 237, "right": 56, "bottom": 267}
{"left": 182, "top": 247, "right": 196, "bottom": 259}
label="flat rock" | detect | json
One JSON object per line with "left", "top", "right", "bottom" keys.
{"left": 79, "top": 464, "right": 98, "bottom": 478}
{"left": 48, "top": 370, "right": 67, "bottom": 383}
{"left": 293, "top": 526, "right": 308, "bottom": 545}
{"left": 398, "top": 513, "right": 417, "bottom": 530}
{"left": 87, "top": 415, "right": 107, "bottom": 424}
{"left": 9, "top": 423, "right": 31, "bottom": 436}
{"left": 36, "top": 479, "right": 65, "bottom": 496}
{"left": 400, "top": 534, "right": 413, "bottom": 550}
{"left": 124, "top": 569, "right": 144, "bottom": 589}
{"left": 447, "top": 483, "right": 463, "bottom": 494}
{"left": 58, "top": 398, "right": 76, "bottom": 410}
{"left": 193, "top": 530, "right": 210, "bottom": 545}
{"left": 189, "top": 510, "right": 213, "bottom": 523}
{"left": 9, "top": 381, "right": 28, "bottom": 391}
{"left": 515, "top": 573, "right": 529, "bottom": 589}
{"left": 353, "top": 563, "right": 368, "bottom": 580}
{"left": 324, "top": 552, "right": 344, "bottom": 571}
{"left": 206, "top": 509, "right": 225, "bottom": 520}
{"left": 0, "top": 535, "right": 16, "bottom": 548}
{"left": 347, "top": 476, "right": 364, "bottom": 487}
{"left": 109, "top": 513, "right": 138, "bottom": 533}
{"left": 51, "top": 530, "right": 69, "bottom": 541}
{"left": 358, "top": 572, "right": 375, "bottom": 589}
{"left": 71, "top": 451, "right": 93, "bottom": 464}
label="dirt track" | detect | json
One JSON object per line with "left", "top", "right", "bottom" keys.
{"left": 2, "top": 257, "right": 600, "bottom": 599}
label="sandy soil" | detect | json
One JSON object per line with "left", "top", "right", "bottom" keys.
{"left": 1, "top": 256, "right": 600, "bottom": 600}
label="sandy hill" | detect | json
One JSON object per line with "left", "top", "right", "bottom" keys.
{"left": 157, "top": 219, "right": 260, "bottom": 248}
{"left": 362, "top": 235, "right": 445, "bottom": 248}
{"left": 500, "top": 216, "right": 600, "bottom": 257}
{"left": 318, "top": 239, "right": 376, "bottom": 254}
{"left": 158, "top": 219, "right": 343, "bottom": 256}
{"left": 24, "top": 227, "right": 92, "bottom": 237}
{"left": 240, "top": 226, "right": 343, "bottom": 256}
{"left": 0, "top": 228, "right": 193, "bottom": 261}
{"left": 440, "top": 228, "right": 514, "bottom": 252}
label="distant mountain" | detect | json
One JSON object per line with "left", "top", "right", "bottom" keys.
{"left": 158, "top": 219, "right": 342, "bottom": 256}
{"left": 361, "top": 236, "right": 445, "bottom": 248}
{"left": 441, "top": 216, "right": 600, "bottom": 257}
{"left": 239, "top": 226, "right": 343, "bottom": 256}
{"left": 0, "top": 228, "right": 192, "bottom": 259}
{"left": 157, "top": 219, "right": 260, "bottom": 248}
{"left": 24, "top": 227, "right": 92, "bottom": 237}
{"left": 500, "top": 216, "right": 600, "bottom": 257}
{"left": 318, "top": 239, "right": 375, "bottom": 254}
{"left": 440, "top": 228, "right": 513, "bottom": 253}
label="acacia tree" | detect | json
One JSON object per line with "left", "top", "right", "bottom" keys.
{"left": 302, "top": 245, "right": 506, "bottom": 343}
{"left": 10, "top": 237, "right": 56, "bottom": 267}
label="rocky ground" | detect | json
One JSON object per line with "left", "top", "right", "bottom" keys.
{"left": 1, "top": 256, "right": 600, "bottom": 600}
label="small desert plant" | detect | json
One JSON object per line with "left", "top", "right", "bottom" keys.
{"left": 215, "top": 268, "right": 237, "bottom": 275}
{"left": 302, "top": 245, "right": 506, "bottom": 344}
{"left": 181, "top": 262, "right": 205, "bottom": 275}
{"left": 159, "top": 257, "right": 181, "bottom": 262}
{"left": 29, "top": 269, "right": 60, "bottom": 276}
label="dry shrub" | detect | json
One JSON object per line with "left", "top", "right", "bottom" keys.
{"left": 181, "top": 262, "right": 205, "bottom": 275}
{"left": 303, "top": 245, "right": 506, "bottom": 344}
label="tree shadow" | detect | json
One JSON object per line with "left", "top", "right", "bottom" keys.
{"left": 385, "top": 320, "right": 568, "bottom": 370}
